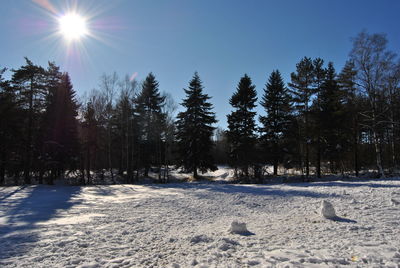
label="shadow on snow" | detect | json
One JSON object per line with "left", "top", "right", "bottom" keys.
{"left": 0, "top": 185, "right": 82, "bottom": 262}
{"left": 146, "top": 182, "right": 340, "bottom": 199}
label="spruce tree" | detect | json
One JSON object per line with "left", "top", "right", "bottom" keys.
{"left": 136, "top": 73, "right": 166, "bottom": 178}
{"left": 259, "top": 70, "right": 292, "bottom": 176}
{"left": 227, "top": 74, "right": 258, "bottom": 180}
{"left": 176, "top": 72, "right": 217, "bottom": 179}
{"left": 288, "top": 57, "right": 315, "bottom": 180}
{"left": 42, "top": 73, "right": 80, "bottom": 184}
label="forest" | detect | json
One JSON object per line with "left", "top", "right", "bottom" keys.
{"left": 1, "top": 31, "right": 399, "bottom": 185}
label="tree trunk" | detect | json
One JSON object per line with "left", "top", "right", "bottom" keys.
{"left": 193, "top": 166, "right": 198, "bottom": 179}
{"left": 273, "top": 161, "right": 278, "bottom": 176}
{"left": 24, "top": 76, "right": 34, "bottom": 185}
{"left": 86, "top": 147, "right": 91, "bottom": 184}
{"left": 305, "top": 107, "right": 310, "bottom": 181}
{"left": 316, "top": 137, "right": 321, "bottom": 178}
{"left": 273, "top": 142, "right": 278, "bottom": 176}
{"left": 353, "top": 115, "right": 359, "bottom": 177}
{"left": 107, "top": 126, "right": 114, "bottom": 183}
{"left": 0, "top": 151, "right": 5, "bottom": 185}
{"left": 372, "top": 109, "right": 385, "bottom": 178}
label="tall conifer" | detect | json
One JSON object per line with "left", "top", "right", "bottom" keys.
{"left": 227, "top": 74, "right": 258, "bottom": 180}
{"left": 176, "top": 72, "right": 217, "bottom": 178}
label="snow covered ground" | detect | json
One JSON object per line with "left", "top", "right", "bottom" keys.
{"left": 1, "top": 179, "right": 400, "bottom": 267}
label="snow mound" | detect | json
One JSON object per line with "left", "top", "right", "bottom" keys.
{"left": 229, "top": 221, "right": 250, "bottom": 234}
{"left": 190, "top": 234, "right": 213, "bottom": 244}
{"left": 321, "top": 200, "right": 337, "bottom": 219}
{"left": 391, "top": 198, "right": 400, "bottom": 206}
{"left": 218, "top": 237, "right": 240, "bottom": 251}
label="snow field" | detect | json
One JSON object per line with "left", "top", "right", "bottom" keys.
{"left": 1, "top": 179, "right": 400, "bottom": 267}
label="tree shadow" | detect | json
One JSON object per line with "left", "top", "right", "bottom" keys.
{"left": 0, "top": 186, "right": 27, "bottom": 202}
{"left": 146, "top": 182, "right": 339, "bottom": 199}
{"left": 307, "top": 180, "right": 400, "bottom": 189}
{"left": 0, "top": 185, "right": 82, "bottom": 263}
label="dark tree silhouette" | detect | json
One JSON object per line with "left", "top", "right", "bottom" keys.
{"left": 176, "top": 72, "right": 217, "bottom": 179}
{"left": 259, "top": 70, "right": 292, "bottom": 176}
{"left": 11, "top": 58, "right": 47, "bottom": 184}
{"left": 136, "top": 73, "right": 166, "bottom": 179}
{"left": 289, "top": 57, "right": 315, "bottom": 180}
{"left": 226, "top": 74, "right": 258, "bottom": 181}
{"left": 42, "top": 73, "right": 80, "bottom": 184}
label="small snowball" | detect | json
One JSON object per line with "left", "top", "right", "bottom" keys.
{"left": 229, "top": 221, "right": 249, "bottom": 234}
{"left": 321, "top": 200, "right": 337, "bottom": 219}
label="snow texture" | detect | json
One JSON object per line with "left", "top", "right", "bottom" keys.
{"left": 1, "top": 179, "right": 400, "bottom": 267}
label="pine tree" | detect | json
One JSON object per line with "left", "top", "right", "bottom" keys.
{"left": 288, "top": 57, "right": 315, "bottom": 180}
{"left": 312, "top": 58, "right": 326, "bottom": 178}
{"left": 227, "top": 74, "right": 258, "bottom": 180}
{"left": 318, "top": 62, "right": 346, "bottom": 173}
{"left": 176, "top": 72, "right": 217, "bottom": 179}
{"left": 11, "top": 58, "right": 47, "bottom": 184}
{"left": 0, "top": 68, "right": 21, "bottom": 185}
{"left": 338, "top": 60, "right": 359, "bottom": 176}
{"left": 42, "top": 73, "right": 80, "bottom": 184}
{"left": 136, "top": 73, "right": 166, "bottom": 178}
{"left": 259, "top": 70, "right": 292, "bottom": 176}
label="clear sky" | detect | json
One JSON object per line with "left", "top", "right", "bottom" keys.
{"left": 1, "top": 0, "right": 399, "bottom": 129}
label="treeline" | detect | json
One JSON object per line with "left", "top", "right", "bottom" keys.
{"left": 1, "top": 31, "right": 399, "bottom": 185}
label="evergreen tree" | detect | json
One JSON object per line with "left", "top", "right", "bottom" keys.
{"left": 312, "top": 58, "right": 326, "bottom": 178}
{"left": 318, "top": 63, "right": 346, "bottom": 173}
{"left": 11, "top": 58, "right": 47, "bottom": 184}
{"left": 0, "top": 68, "right": 22, "bottom": 185}
{"left": 227, "top": 74, "right": 258, "bottom": 180}
{"left": 288, "top": 57, "right": 315, "bottom": 180}
{"left": 136, "top": 73, "right": 166, "bottom": 178}
{"left": 259, "top": 70, "right": 292, "bottom": 176}
{"left": 42, "top": 73, "right": 80, "bottom": 184}
{"left": 176, "top": 72, "right": 217, "bottom": 178}
{"left": 338, "top": 60, "right": 360, "bottom": 176}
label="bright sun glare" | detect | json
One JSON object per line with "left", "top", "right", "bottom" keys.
{"left": 58, "top": 13, "right": 88, "bottom": 41}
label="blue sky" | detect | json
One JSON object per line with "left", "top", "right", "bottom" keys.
{"left": 1, "top": 0, "right": 399, "bottom": 128}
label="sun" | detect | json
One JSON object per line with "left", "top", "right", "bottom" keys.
{"left": 58, "top": 13, "right": 88, "bottom": 41}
